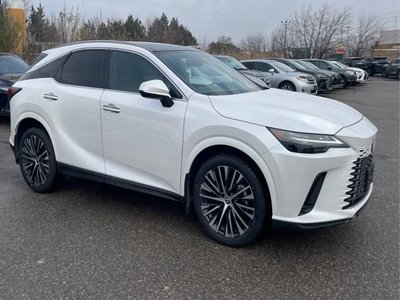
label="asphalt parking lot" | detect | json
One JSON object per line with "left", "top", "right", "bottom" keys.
{"left": 0, "top": 77, "right": 399, "bottom": 299}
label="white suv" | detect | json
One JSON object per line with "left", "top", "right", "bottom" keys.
{"left": 9, "top": 42, "right": 377, "bottom": 246}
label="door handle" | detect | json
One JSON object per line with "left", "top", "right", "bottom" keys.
{"left": 43, "top": 93, "right": 58, "bottom": 101}
{"left": 102, "top": 104, "right": 121, "bottom": 113}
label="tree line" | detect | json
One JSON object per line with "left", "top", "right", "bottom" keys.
{"left": 0, "top": 2, "right": 197, "bottom": 60}
{"left": 0, "top": 1, "right": 384, "bottom": 60}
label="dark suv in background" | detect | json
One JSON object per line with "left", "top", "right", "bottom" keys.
{"left": 342, "top": 57, "right": 368, "bottom": 71}
{"left": 364, "top": 57, "right": 389, "bottom": 76}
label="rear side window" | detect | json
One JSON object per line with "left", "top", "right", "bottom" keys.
{"left": 20, "top": 54, "right": 67, "bottom": 81}
{"left": 242, "top": 61, "right": 254, "bottom": 69}
{"left": 254, "top": 62, "right": 272, "bottom": 72}
{"left": 108, "top": 51, "right": 182, "bottom": 98}
{"left": 60, "top": 50, "right": 106, "bottom": 88}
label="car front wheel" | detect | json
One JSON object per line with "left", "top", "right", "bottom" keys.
{"left": 19, "top": 127, "right": 59, "bottom": 193}
{"left": 193, "top": 154, "right": 268, "bottom": 247}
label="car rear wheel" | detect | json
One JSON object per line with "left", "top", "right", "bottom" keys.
{"left": 19, "top": 128, "right": 59, "bottom": 193}
{"left": 192, "top": 154, "right": 268, "bottom": 247}
{"left": 279, "top": 82, "right": 296, "bottom": 91}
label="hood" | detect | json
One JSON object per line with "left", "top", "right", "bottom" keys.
{"left": 209, "top": 89, "right": 362, "bottom": 135}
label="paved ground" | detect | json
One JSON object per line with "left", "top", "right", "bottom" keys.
{"left": 0, "top": 77, "right": 398, "bottom": 299}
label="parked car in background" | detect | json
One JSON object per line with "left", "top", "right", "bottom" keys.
{"left": 331, "top": 61, "right": 368, "bottom": 83}
{"left": 304, "top": 59, "right": 357, "bottom": 88}
{"left": 241, "top": 59, "right": 318, "bottom": 94}
{"left": 342, "top": 57, "right": 368, "bottom": 71}
{"left": 214, "top": 55, "right": 270, "bottom": 88}
{"left": 9, "top": 41, "right": 377, "bottom": 246}
{"left": 364, "top": 57, "right": 389, "bottom": 76}
{"left": 270, "top": 58, "right": 333, "bottom": 93}
{"left": 0, "top": 53, "right": 29, "bottom": 117}
{"left": 382, "top": 58, "right": 400, "bottom": 79}
{"left": 295, "top": 60, "right": 343, "bottom": 87}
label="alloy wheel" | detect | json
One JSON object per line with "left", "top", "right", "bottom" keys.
{"left": 21, "top": 134, "right": 50, "bottom": 187}
{"left": 199, "top": 165, "right": 256, "bottom": 238}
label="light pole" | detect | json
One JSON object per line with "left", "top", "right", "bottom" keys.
{"left": 346, "top": 26, "right": 351, "bottom": 57}
{"left": 281, "top": 20, "right": 291, "bottom": 58}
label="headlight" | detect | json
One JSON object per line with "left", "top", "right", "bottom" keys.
{"left": 345, "top": 70, "right": 356, "bottom": 75}
{"left": 296, "top": 76, "right": 311, "bottom": 83}
{"left": 269, "top": 128, "right": 349, "bottom": 154}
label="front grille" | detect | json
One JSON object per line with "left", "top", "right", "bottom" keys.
{"left": 343, "top": 154, "right": 374, "bottom": 209}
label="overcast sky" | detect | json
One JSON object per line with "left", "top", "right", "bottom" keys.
{"left": 29, "top": 0, "right": 400, "bottom": 43}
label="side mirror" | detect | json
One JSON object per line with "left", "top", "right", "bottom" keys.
{"left": 139, "top": 79, "right": 174, "bottom": 108}
{"left": 327, "top": 66, "right": 332, "bottom": 70}
{"left": 269, "top": 68, "right": 275, "bottom": 75}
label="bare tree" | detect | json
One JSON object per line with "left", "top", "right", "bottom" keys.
{"left": 288, "top": 3, "right": 351, "bottom": 58}
{"left": 349, "top": 14, "right": 382, "bottom": 57}
{"left": 240, "top": 32, "right": 267, "bottom": 58}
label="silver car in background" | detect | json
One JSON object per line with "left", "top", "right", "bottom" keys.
{"left": 241, "top": 59, "right": 318, "bottom": 94}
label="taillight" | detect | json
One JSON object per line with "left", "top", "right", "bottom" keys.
{"left": 7, "top": 87, "right": 22, "bottom": 102}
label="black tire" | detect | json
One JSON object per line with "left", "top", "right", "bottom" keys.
{"left": 19, "top": 127, "right": 59, "bottom": 193}
{"left": 382, "top": 70, "right": 388, "bottom": 78}
{"left": 340, "top": 75, "right": 348, "bottom": 88}
{"left": 279, "top": 81, "right": 296, "bottom": 91}
{"left": 192, "top": 154, "right": 269, "bottom": 247}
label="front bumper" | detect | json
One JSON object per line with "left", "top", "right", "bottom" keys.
{"left": 296, "top": 81, "right": 318, "bottom": 95}
{"left": 265, "top": 117, "right": 377, "bottom": 227}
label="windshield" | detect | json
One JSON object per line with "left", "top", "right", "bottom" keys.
{"left": 331, "top": 61, "right": 345, "bottom": 69}
{"left": 216, "top": 56, "right": 247, "bottom": 70}
{"left": 301, "top": 61, "right": 320, "bottom": 70}
{"left": 333, "top": 61, "right": 348, "bottom": 68}
{"left": 156, "top": 50, "right": 261, "bottom": 96}
{"left": 0, "top": 55, "right": 29, "bottom": 75}
{"left": 269, "top": 60, "right": 296, "bottom": 73}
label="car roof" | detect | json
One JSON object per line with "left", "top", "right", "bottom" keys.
{"left": 0, "top": 52, "right": 21, "bottom": 57}
{"left": 54, "top": 40, "right": 193, "bottom": 52}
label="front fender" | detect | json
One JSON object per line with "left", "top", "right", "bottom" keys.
{"left": 181, "top": 136, "right": 278, "bottom": 215}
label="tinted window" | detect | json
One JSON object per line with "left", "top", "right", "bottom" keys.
{"left": 315, "top": 61, "right": 329, "bottom": 69}
{"left": 109, "top": 51, "right": 181, "bottom": 98}
{"left": 254, "top": 62, "right": 272, "bottom": 72}
{"left": 21, "top": 54, "right": 67, "bottom": 81}
{"left": 242, "top": 61, "right": 254, "bottom": 69}
{"left": 61, "top": 50, "right": 106, "bottom": 88}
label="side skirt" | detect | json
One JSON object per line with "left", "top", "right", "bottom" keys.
{"left": 57, "top": 163, "right": 185, "bottom": 203}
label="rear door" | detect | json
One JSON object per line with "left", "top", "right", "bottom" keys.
{"left": 100, "top": 50, "right": 187, "bottom": 195}
{"left": 45, "top": 49, "right": 106, "bottom": 174}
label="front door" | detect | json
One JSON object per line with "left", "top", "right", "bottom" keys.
{"left": 101, "top": 50, "right": 187, "bottom": 195}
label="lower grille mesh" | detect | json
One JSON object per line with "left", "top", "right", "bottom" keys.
{"left": 343, "top": 154, "right": 374, "bottom": 209}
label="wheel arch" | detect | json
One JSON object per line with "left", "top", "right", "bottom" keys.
{"left": 13, "top": 114, "right": 58, "bottom": 163}
{"left": 183, "top": 141, "right": 276, "bottom": 216}
{"left": 278, "top": 80, "right": 296, "bottom": 91}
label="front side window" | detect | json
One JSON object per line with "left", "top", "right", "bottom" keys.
{"left": 108, "top": 51, "right": 182, "bottom": 98}
{"left": 315, "top": 61, "right": 329, "bottom": 69}
{"left": 60, "top": 50, "right": 106, "bottom": 88}
{"left": 156, "top": 50, "right": 260, "bottom": 96}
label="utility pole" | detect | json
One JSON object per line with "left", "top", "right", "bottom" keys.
{"left": 281, "top": 20, "right": 291, "bottom": 58}
{"left": 346, "top": 26, "right": 351, "bottom": 57}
